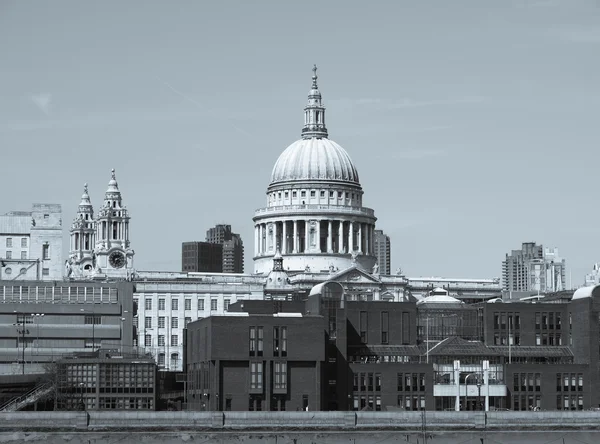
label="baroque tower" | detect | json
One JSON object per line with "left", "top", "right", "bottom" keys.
{"left": 93, "top": 169, "right": 134, "bottom": 278}
{"left": 67, "top": 184, "right": 96, "bottom": 277}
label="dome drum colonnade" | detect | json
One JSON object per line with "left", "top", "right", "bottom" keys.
{"left": 253, "top": 66, "right": 377, "bottom": 273}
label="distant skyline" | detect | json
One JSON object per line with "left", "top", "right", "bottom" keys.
{"left": 1, "top": 0, "right": 598, "bottom": 284}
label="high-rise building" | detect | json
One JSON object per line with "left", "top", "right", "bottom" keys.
{"left": 0, "top": 204, "right": 63, "bottom": 281}
{"left": 205, "top": 224, "right": 244, "bottom": 273}
{"left": 373, "top": 230, "right": 391, "bottom": 275}
{"left": 502, "top": 242, "right": 566, "bottom": 292}
{"left": 181, "top": 242, "right": 223, "bottom": 273}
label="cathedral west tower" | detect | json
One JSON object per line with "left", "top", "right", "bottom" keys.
{"left": 253, "top": 66, "right": 377, "bottom": 274}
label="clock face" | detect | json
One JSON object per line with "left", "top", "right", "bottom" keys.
{"left": 109, "top": 251, "right": 126, "bottom": 269}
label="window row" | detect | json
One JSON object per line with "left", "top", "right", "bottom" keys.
{"left": 398, "top": 373, "right": 426, "bottom": 392}
{"left": 249, "top": 326, "right": 287, "bottom": 357}
{"left": 353, "top": 372, "right": 382, "bottom": 392}
{"left": 2, "top": 251, "right": 28, "bottom": 259}
{"left": 269, "top": 189, "right": 361, "bottom": 203}
{"left": 513, "top": 394, "right": 541, "bottom": 411}
{"left": 143, "top": 316, "right": 192, "bottom": 329}
{"left": 557, "top": 395, "right": 584, "bottom": 410}
{"left": 535, "top": 332, "right": 562, "bottom": 346}
{"left": 512, "top": 373, "right": 541, "bottom": 392}
{"left": 493, "top": 313, "right": 521, "bottom": 330}
{"left": 556, "top": 373, "right": 583, "bottom": 392}
{"left": 5, "top": 238, "right": 28, "bottom": 248}
{"left": 353, "top": 394, "right": 382, "bottom": 411}
{"left": 142, "top": 298, "right": 227, "bottom": 312}
{"left": 535, "top": 312, "right": 563, "bottom": 330}
{"left": 144, "top": 334, "right": 179, "bottom": 347}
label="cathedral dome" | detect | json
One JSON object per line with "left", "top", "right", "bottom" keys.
{"left": 270, "top": 137, "right": 360, "bottom": 185}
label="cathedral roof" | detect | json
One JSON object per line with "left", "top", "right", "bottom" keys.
{"left": 269, "top": 66, "right": 360, "bottom": 187}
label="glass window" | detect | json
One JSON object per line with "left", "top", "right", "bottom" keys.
{"left": 224, "top": 299, "right": 230, "bottom": 311}
{"left": 171, "top": 299, "right": 179, "bottom": 310}
{"left": 171, "top": 317, "right": 178, "bottom": 329}
{"left": 21, "top": 238, "right": 27, "bottom": 248}
{"left": 145, "top": 299, "right": 152, "bottom": 310}
{"left": 211, "top": 299, "right": 218, "bottom": 311}
{"left": 144, "top": 317, "right": 152, "bottom": 328}
{"left": 6, "top": 238, "right": 12, "bottom": 248}
{"left": 158, "top": 299, "right": 165, "bottom": 310}
{"left": 158, "top": 316, "right": 165, "bottom": 328}
{"left": 171, "top": 335, "right": 178, "bottom": 346}
{"left": 198, "top": 299, "right": 205, "bottom": 311}
{"left": 184, "top": 299, "right": 191, "bottom": 310}
{"left": 158, "top": 335, "right": 165, "bottom": 346}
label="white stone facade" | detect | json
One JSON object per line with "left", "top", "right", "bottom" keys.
{"left": 253, "top": 66, "right": 377, "bottom": 274}
{"left": 0, "top": 204, "right": 63, "bottom": 281}
{"left": 67, "top": 170, "right": 134, "bottom": 280}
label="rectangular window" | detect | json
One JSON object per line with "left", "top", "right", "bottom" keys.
{"left": 198, "top": 299, "right": 205, "bottom": 310}
{"left": 249, "top": 327, "right": 256, "bottom": 357}
{"left": 257, "top": 326, "right": 264, "bottom": 356}
{"left": 145, "top": 299, "right": 152, "bottom": 310}
{"left": 20, "top": 251, "right": 27, "bottom": 259}
{"left": 171, "top": 299, "right": 179, "bottom": 310}
{"left": 320, "top": 191, "right": 325, "bottom": 197}
{"left": 273, "top": 326, "right": 287, "bottom": 357}
{"left": 158, "top": 335, "right": 165, "bottom": 346}
{"left": 6, "top": 251, "right": 12, "bottom": 259}
{"left": 184, "top": 298, "right": 191, "bottom": 310}
{"left": 274, "top": 361, "right": 287, "bottom": 391}
{"left": 42, "top": 244, "right": 49, "bottom": 260}
{"left": 84, "top": 315, "right": 101, "bottom": 325}
{"left": 224, "top": 299, "right": 230, "bottom": 311}
{"left": 329, "top": 191, "right": 334, "bottom": 198}
{"left": 310, "top": 190, "right": 315, "bottom": 197}
{"left": 145, "top": 317, "right": 152, "bottom": 328}
{"left": 381, "top": 311, "right": 389, "bottom": 344}
{"left": 359, "top": 311, "right": 368, "bottom": 343}
{"left": 300, "top": 191, "right": 306, "bottom": 197}
{"left": 375, "top": 373, "right": 382, "bottom": 391}
{"left": 158, "top": 316, "right": 165, "bottom": 328}
{"left": 171, "top": 317, "right": 178, "bottom": 329}
{"left": 42, "top": 268, "right": 49, "bottom": 276}
{"left": 250, "top": 362, "right": 263, "bottom": 390}
{"left": 21, "top": 238, "right": 27, "bottom": 248}
{"left": 171, "top": 335, "right": 178, "bottom": 346}
{"left": 158, "top": 299, "right": 165, "bottom": 310}
{"left": 144, "top": 334, "right": 152, "bottom": 347}
{"left": 535, "top": 313, "right": 541, "bottom": 330}
{"left": 6, "top": 238, "right": 12, "bottom": 248}
{"left": 211, "top": 299, "right": 218, "bottom": 311}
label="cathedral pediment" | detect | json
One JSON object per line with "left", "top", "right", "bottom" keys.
{"left": 329, "top": 266, "right": 382, "bottom": 284}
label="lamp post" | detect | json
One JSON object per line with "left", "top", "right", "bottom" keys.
{"left": 31, "top": 313, "right": 44, "bottom": 365}
{"left": 78, "top": 382, "right": 85, "bottom": 411}
{"left": 13, "top": 311, "right": 29, "bottom": 375}
{"left": 477, "top": 380, "right": 482, "bottom": 411}
{"left": 464, "top": 373, "right": 477, "bottom": 411}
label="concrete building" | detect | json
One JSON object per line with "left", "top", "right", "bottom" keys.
{"left": 502, "top": 242, "right": 566, "bottom": 293}
{"left": 181, "top": 242, "right": 223, "bottom": 273}
{"left": 0, "top": 279, "right": 134, "bottom": 376}
{"left": 373, "top": 230, "right": 391, "bottom": 275}
{"left": 206, "top": 224, "right": 244, "bottom": 273}
{"left": 0, "top": 204, "right": 63, "bottom": 281}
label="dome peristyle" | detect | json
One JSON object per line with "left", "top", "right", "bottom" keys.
{"left": 270, "top": 138, "right": 360, "bottom": 185}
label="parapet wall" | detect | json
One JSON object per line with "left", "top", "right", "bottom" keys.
{"left": 1, "top": 411, "right": 600, "bottom": 431}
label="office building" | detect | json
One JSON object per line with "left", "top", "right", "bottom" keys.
{"left": 181, "top": 242, "right": 223, "bottom": 273}
{"left": 205, "top": 224, "right": 244, "bottom": 273}
{"left": 502, "top": 242, "right": 566, "bottom": 293}
{"left": 373, "top": 230, "right": 391, "bottom": 275}
{"left": 0, "top": 204, "right": 63, "bottom": 281}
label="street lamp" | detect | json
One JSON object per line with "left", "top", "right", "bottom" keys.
{"left": 464, "top": 373, "right": 477, "bottom": 411}
{"left": 477, "top": 380, "right": 482, "bottom": 411}
{"left": 78, "top": 382, "right": 85, "bottom": 411}
{"left": 31, "top": 313, "right": 44, "bottom": 362}
{"left": 13, "top": 311, "right": 29, "bottom": 375}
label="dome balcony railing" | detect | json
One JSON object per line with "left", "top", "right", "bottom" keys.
{"left": 255, "top": 204, "right": 375, "bottom": 216}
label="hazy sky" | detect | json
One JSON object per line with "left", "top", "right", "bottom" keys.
{"left": 1, "top": 0, "right": 599, "bottom": 285}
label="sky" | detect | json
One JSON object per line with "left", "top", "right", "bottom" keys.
{"left": 1, "top": 0, "right": 599, "bottom": 286}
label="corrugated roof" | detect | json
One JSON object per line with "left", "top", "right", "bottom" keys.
{"left": 488, "top": 346, "right": 573, "bottom": 358}
{"left": 349, "top": 345, "right": 422, "bottom": 356}
{"left": 0, "top": 215, "right": 31, "bottom": 234}
{"left": 428, "top": 337, "right": 502, "bottom": 357}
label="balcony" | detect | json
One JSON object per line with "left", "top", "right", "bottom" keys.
{"left": 254, "top": 204, "right": 375, "bottom": 217}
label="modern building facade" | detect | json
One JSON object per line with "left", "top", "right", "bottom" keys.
{"left": 502, "top": 242, "right": 566, "bottom": 293}
{"left": 0, "top": 279, "right": 134, "bottom": 375}
{"left": 185, "top": 283, "right": 600, "bottom": 412}
{"left": 373, "top": 230, "right": 391, "bottom": 275}
{"left": 0, "top": 204, "right": 63, "bottom": 281}
{"left": 206, "top": 224, "right": 244, "bottom": 273}
{"left": 181, "top": 242, "right": 223, "bottom": 273}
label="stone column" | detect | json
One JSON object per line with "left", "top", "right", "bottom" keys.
{"left": 348, "top": 221, "right": 354, "bottom": 253}
{"left": 273, "top": 222, "right": 278, "bottom": 252}
{"left": 254, "top": 225, "right": 259, "bottom": 257}
{"left": 357, "top": 223, "right": 363, "bottom": 253}
{"left": 454, "top": 360, "right": 461, "bottom": 411}
{"left": 293, "top": 220, "right": 298, "bottom": 253}
{"left": 316, "top": 220, "right": 321, "bottom": 252}
{"left": 304, "top": 220, "right": 309, "bottom": 252}
{"left": 327, "top": 220, "right": 333, "bottom": 253}
{"left": 338, "top": 221, "right": 344, "bottom": 253}
{"left": 282, "top": 221, "right": 287, "bottom": 254}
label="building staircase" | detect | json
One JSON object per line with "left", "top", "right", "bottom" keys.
{"left": 0, "top": 382, "right": 53, "bottom": 412}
